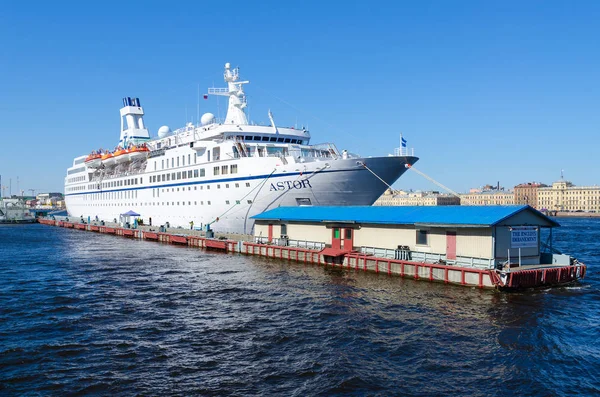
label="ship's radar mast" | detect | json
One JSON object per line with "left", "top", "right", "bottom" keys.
{"left": 207, "top": 63, "right": 249, "bottom": 125}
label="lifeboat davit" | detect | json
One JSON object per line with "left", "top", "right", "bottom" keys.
{"left": 113, "top": 148, "right": 130, "bottom": 164}
{"left": 85, "top": 153, "right": 102, "bottom": 168}
{"left": 101, "top": 152, "right": 116, "bottom": 166}
{"left": 128, "top": 145, "right": 150, "bottom": 161}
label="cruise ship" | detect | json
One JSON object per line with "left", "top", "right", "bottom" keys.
{"left": 64, "top": 63, "right": 418, "bottom": 234}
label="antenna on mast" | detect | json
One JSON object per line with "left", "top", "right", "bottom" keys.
{"left": 197, "top": 84, "right": 200, "bottom": 127}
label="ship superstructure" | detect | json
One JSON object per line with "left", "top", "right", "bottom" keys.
{"left": 64, "top": 63, "right": 418, "bottom": 234}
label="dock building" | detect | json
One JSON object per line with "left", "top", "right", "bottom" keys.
{"left": 252, "top": 205, "right": 563, "bottom": 270}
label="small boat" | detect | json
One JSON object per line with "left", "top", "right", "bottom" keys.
{"left": 84, "top": 152, "right": 102, "bottom": 168}
{"left": 113, "top": 148, "right": 130, "bottom": 164}
{"left": 101, "top": 152, "right": 116, "bottom": 166}
{"left": 128, "top": 145, "right": 150, "bottom": 161}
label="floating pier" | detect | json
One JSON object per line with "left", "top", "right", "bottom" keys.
{"left": 38, "top": 217, "right": 586, "bottom": 291}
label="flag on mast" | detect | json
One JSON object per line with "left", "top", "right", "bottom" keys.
{"left": 401, "top": 135, "right": 407, "bottom": 148}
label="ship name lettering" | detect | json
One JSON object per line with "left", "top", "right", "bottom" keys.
{"left": 269, "top": 179, "right": 312, "bottom": 191}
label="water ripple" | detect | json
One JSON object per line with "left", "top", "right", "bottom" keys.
{"left": 0, "top": 220, "right": 599, "bottom": 395}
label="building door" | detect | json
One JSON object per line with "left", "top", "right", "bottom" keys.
{"left": 446, "top": 231, "right": 457, "bottom": 260}
{"left": 332, "top": 228, "right": 341, "bottom": 249}
{"left": 268, "top": 224, "right": 273, "bottom": 243}
{"left": 341, "top": 228, "right": 353, "bottom": 251}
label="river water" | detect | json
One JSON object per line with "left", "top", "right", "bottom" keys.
{"left": 1, "top": 219, "right": 599, "bottom": 396}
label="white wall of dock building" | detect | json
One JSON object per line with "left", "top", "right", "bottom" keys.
{"left": 254, "top": 223, "right": 269, "bottom": 239}
{"left": 456, "top": 228, "right": 493, "bottom": 259}
{"left": 353, "top": 225, "right": 414, "bottom": 250}
{"left": 286, "top": 223, "right": 332, "bottom": 243}
{"left": 255, "top": 222, "right": 331, "bottom": 243}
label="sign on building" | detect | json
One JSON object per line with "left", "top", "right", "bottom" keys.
{"left": 510, "top": 226, "right": 538, "bottom": 248}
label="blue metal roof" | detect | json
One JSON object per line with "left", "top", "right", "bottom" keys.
{"left": 251, "top": 205, "right": 560, "bottom": 227}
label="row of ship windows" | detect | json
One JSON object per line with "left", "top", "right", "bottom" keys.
{"left": 231, "top": 135, "right": 304, "bottom": 144}
{"left": 67, "top": 185, "right": 86, "bottom": 192}
{"left": 97, "top": 177, "right": 143, "bottom": 190}
{"left": 74, "top": 200, "right": 253, "bottom": 206}
{"left": 152, "top": 182, "right": 251, "bottom": 196}
{"left": 69, "top": 163, "right": 241, "bottom": 193}
{"left": 155, "top": 153, "right": 198, "bottom": 170}
{"left": 80, "top": 182, "right": 253, "bottom": 201}
{"left": 67, "top": 175, "right": 86, "bottom": 185}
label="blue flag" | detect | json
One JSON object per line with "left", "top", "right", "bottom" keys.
{"left": 401, "top": 137, "right": 407, "bottom": 147}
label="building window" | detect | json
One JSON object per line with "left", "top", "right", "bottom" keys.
{"left": 281, "top": 224, "right": 287, "bottom": 235}
{"left": 221, "top": 165, "right": 228, "bottom": 175}
{"left": 214, "top": 166, "right": 220, "bottom": 176}
{"left": 345, "top": 228, "right": 352, "bottom": 239}
{"left": 231, "top": 164, "right": 238, "bottom": 174}
{"left": 416, "top": 229, "right": 428, "bottom": 245}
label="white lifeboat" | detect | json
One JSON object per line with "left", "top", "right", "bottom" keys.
{"left": 128, "top": 145, "right": 149, "bottom": 161}
{"left": 85, "top": 153, "right": 102, "bottom": 168}
{"left": 113, "top": 148, "right": 130, "bottom": 164}
{"left": 101, "top": 152, "right": 116, "bottom": 166}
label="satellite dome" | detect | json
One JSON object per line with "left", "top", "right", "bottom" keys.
{"left": 201, "top": 113, "right": 215, "bottom": 126}
{"left": 158, "top": 125, "right": 171, "bottom": 138}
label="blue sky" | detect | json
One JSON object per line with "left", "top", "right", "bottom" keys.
{"left": 1, "top": 0, "right": 599, "bottom": 195}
